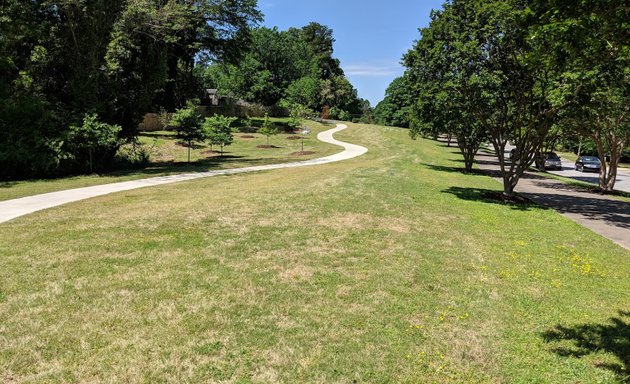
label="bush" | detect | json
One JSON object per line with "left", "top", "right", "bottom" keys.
{"left": 0, "top": 93, "right": 63, "bottom": 180}
{"left": 65, "top": 113, "right": 122, "bottom": 173}
{"left": 115, "top": 140, "right": 151, "bottom": 169}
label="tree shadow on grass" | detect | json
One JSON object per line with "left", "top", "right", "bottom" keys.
{"left": 139, "top": 132, "right": 176, "bottom": 139}
{"left": 442, "top": 186, "right": 541, "bottom": 211}
{"left": 542, "top": 311, "right": 630, "bottom": 382}
{"left": 1, "top": 152, "right": 302, "bottom": 189}
{"left": 0, "top": 181, "right": 17, "bottom": 188}
{"left": 423, "top": 163, "right": 486, "bottom": 176}
{"left": 85, "top": 155, "right": 272, "bottom": 179}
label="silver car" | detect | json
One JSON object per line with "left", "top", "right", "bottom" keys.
{"left": 543, "top": 152, "right": 562, "bottom": 170}
{"left": 575, "top": 156, "right": 601, "bottom": 173}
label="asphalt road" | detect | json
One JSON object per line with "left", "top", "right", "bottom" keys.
{"left": 498, "top": 143, "right": 630, "bottom": 193}
{"left": 547, "top": 162, "right": 630, "bottom": 193}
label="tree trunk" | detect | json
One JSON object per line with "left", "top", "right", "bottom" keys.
{"left": 187, "top": 140, "right": 191, "bottom": 163}
{"left": 593, "top": 135, "right": 612, "bottom": 192}
{"left": 89, "top": 148, "right": 93, "bottom": 174}
{"left": 459, "top": 144, "right": 477, "bottom": 173}
{"left": 464, "top": 156, "right": 474, "bottom": 172}
{"left": 535, "top": 151, "right": 545, "bottom": 172}
{"left": 502, "top": 176, "right": 517, "bottom": 196}
{"left": 447, "top": 133, "right": 452, "bottom": 147}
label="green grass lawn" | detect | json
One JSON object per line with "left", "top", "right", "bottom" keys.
{"left": 0, "top": 119, "right": 336, "bottom": 202}
{"left": 1, "top": 124, "right": 628, "bottom": 383}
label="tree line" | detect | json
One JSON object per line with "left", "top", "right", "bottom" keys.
{"left": 202, "top": 22, "right": 369, "bottom": 121}
{"left": 1, "top": 1, "right": 366, "bottom": 180}
{"left": 378, "top": 0, "right": 628, "bottom": 194}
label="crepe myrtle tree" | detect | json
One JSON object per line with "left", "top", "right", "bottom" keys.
{"left": 531, "top": 0, "right": 629, "bottom": 192}
{"left": 405, "top": 0, "right": 572, "bottom": 195}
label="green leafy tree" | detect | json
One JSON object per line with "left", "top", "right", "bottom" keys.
{"left": 0, "top": 0, "right": 262, "bottom": 179}
{"left": 283, "top": 76, "right": 322, "bottom": 111}
{"left": 170, "top": 105, "right": 203, "bottom": 163}
{"left": 66, "top": 113, "right": 122, "bottom": 173}
{"left": 404, "top": 5, "right": 487, "bottom": 172}
{"left": 374, "top": 75, "right": 413, "bottom": 128}
{"left": 405, "top": 0, "right": 571, "bottom": 194}
{"left": 258, "top": 114, "right": 278, "bottom": 146}
{"left": 531, "top": 0, "right": 629, "bottom": 192}
{"left": 287, "top": 104, "right": 311, "bottom": 129}
{"left": 203, "top": 23, "right": 359, "bottom": 114}
{"left": 203, "top": 114, "right": 237, "bottom": 155}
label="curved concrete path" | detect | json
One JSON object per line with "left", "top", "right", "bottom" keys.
{"left": 0, "top": 124, "right": 367, "bottom": 224}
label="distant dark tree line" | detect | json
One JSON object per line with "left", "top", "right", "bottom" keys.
{"left": 381, "top": 0, "right": 628, "bottom": 194}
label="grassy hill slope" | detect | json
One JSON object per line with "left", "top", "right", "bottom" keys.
{"left": 1, "top": 123, "right": 628, "bottom": 383}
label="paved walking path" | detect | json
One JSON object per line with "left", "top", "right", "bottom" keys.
{"left": 475, "top": 151, "right": 630, "bottom": 250}
{"left": 0, "top": 124, "right": 367, "bottom": 224}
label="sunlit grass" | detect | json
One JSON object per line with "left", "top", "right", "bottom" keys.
{"left": 0, "top": 119, "right": 336, "bottom": 201}
{"left": 0, "top": 123, "right": 628, "bottom": 383}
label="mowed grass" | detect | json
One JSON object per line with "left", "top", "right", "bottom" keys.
{"left": 0, "top": 123, "right": 628, "bottom": 383}
{"left": 0, "top": 120, "right": 336, "bottom": 201}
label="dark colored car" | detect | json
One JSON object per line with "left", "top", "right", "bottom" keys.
{"left": 543, "top": 152, "right": 562, "bottom": 170}
{"left": 575, "top": 156, "right": 601, "bottom": 173}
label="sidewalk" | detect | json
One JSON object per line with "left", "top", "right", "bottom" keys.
{"left": 475, "top": 151, "right": 630, "bottom": 250}
{"left": 0, "top": 124, "right": 367, "bottom": 224}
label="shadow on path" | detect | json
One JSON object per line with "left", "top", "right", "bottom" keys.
{"left": 520, "top": 191, "right": 630, "bottom": 229}
{"left": 542, "top": 310, "right": 630, "bottom": 382}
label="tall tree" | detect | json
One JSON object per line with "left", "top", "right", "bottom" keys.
{"left": 203, "top": 23, "right": 359, "bottom": 115}
{"left": 374, "top": 75, "right": 413, "bottom": 128}
{"left": 0, "top": 0, "right": 262, "bottom": 179}
{"left": 531, "top": 0, "right": 629, "bottom": 192}
{"left": 405, "top": 0, "right": 571, "bottom": 194}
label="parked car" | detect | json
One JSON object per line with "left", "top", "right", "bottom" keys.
{"left": 575, "top": 156, "right": 601, "bottom": 172}
{"left": 543, "top": 152, "right": 562, "bottom": 170}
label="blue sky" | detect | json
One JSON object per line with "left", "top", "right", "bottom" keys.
{"left": 260, "top": 0, "right": 444, "bottom": 106}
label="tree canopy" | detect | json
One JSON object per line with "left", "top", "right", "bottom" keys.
{"left": 1, "top": 0, "right": 262, "bottom": 179}
{"left": 399, "top": 0, "right": 627, "bottom": 194}
{"left": 373, "top": 75, "right": 413, "bottom": 128}
{"left": 202, "top": 23, "right": 361, "bottom": 117}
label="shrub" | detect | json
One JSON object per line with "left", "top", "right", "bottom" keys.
{"left": 65, "top": 113, "right": 122, "bottom": 173}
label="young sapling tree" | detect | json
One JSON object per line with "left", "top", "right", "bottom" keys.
{"left": 258, "top": 113, "right": 278, "bottom": 146}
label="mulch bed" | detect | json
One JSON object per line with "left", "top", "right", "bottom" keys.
{"left": 256, "top": 145, "right": 280, "bottom": 149}
{"left": 290, "top": 151, "right": 316, "bottom": 156}
{"left": 240, "top": 135, "right": 255, "bottom": 139}
{"left": 201, "top": 150, "right": 220, "bottom": 155}
{"left": 286, "top": 136, "right": 302, "bottom": 140}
